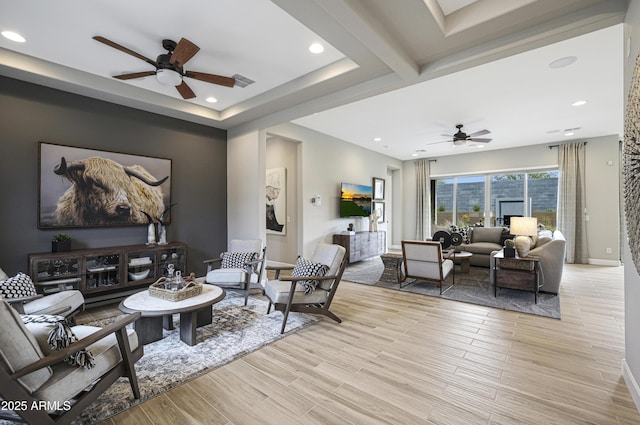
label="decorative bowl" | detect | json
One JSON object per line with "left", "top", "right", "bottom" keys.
{"left": 128, "top": 269, "right": 151, "bottom": 281}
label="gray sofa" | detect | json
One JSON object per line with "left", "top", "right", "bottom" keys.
{"left": 455, "top": 226, "right": 505, "bottom": 267}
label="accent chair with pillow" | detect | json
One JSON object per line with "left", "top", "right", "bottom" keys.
{"left": 0, "top": 270, "right": 84, "bottom": 319}
{"left": 401, "top": 240, "right": 455, "bottom": 294}
{"left": 264, "top": 243, "right": 347, "bottom": 334}
{"left": 203, "top": 239, "right": 266, "bottom": 305}
{"left": 0, "top": 300, "right": 143, "bottom": 425}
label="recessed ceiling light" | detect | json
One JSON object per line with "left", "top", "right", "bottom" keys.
{"left": 476, "top": 144, "right": 485, "bottom": 148}
{"left": 2, "top": 31, "right": 25, "bottom": 43}
{"left": 205, "top": 97, "right": 218, "bottom": 103}
{"left": 549, "top": 56, "right": 577, "bottom": 69}
{"left": 373, "top": 137, "right": 381, "bottom": 142}
{"left": 565, "top": 132, "right": 574, "bottom": 136}
{"left": 572, "top": 100, "right": 587, "bottom": 106}
{"left": 309, "top": 43, "right": 324, "bottom": 54}
{"left": 411, "top": 153, "right": 419, "bottom": 157}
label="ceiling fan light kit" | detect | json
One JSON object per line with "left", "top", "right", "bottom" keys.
{"left": 156, "top": 69, "right": 182, "bottom": 86}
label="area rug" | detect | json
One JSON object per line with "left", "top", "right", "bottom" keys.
{"left": 65, "top": 293, "right": 318, "bottom": 424}
{"left": 343, "top": 258, "right": 561, "bottom": 319}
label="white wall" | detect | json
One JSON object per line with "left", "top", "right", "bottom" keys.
{"left": 266, "top": 136, "right": 299, "bottom": 263}
{"left": 623, "top": 0, "right": 640, "bottom": 411}
{"left": 227, "top": 129, "right": 266, "bottom": 244}
{"left": 402, "top": 135, "right": 621, "bottom": 264}
{"left": 267, "top": 123, "right": 403, "bottom": 258}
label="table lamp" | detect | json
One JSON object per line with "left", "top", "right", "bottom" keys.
{"left": 510, "top": 216, "right": 538, "bottom": 257}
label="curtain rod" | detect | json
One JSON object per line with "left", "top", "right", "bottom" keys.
{"left": 548, "top": 141, "right": 587, "bottom": 149}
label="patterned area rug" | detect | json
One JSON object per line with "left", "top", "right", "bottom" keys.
{"left": 67, "top": 293, "right": 318, "bottom": 424}
{"left": 343, "top": 257, "right": 561, "bottom": 319}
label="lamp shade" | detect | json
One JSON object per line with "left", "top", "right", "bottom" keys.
{"left": 510, "top": 217, "right": 538, "bottom": 236}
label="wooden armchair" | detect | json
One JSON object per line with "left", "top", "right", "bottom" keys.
{"left": 401, "top": 240, "right": 455, "bottom": 294}
{"left": 264, "top": 243, "right": 347, "bottom": 334}
{"left": 203, "top": 239, "right": 266, "bottom": 306}
{"left": 0, "top": 300, "right": 143, "bottom": 425}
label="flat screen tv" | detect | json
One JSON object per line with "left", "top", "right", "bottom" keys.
{"left": 340, "top": 182, "right": 372, "bottom": 217}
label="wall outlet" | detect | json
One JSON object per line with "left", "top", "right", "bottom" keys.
{"left": 606, "top": 247, "right": 612, "bottom": 254}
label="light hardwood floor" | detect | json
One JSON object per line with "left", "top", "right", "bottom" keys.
{"left": 95, "top": 264, "right": 640, "bottom": 425}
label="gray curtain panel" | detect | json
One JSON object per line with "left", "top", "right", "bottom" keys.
{"left": 558, "top": 142, "right": 589, "bottom": 263}
{"left": 415, "top": 159, "right": 431, "bottom": 240}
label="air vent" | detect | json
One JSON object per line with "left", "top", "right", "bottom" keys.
{"left": 232, "top": 74, "right": 255, "bottom": 88}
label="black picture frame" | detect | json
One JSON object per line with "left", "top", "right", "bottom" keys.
{"left": 38, "top": 142, "right": 172, "bottom": 229}
{"left": 373, "top": 177, "right": 385, "bottom": 200}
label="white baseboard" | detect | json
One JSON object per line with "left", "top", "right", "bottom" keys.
{"left": 623, "top": 359, "right": 640, "bottom": 413}
{"left": 588, "top": 258, "right": 621, "bottom": 266}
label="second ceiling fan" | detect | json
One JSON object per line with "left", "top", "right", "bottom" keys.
{"left": 430, "top": 124, "right": 492, "bottom": 146}
{"left": 93, "top": 36, "right": 236, "bottom": 99}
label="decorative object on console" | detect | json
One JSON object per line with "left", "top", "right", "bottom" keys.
{"left": 510, "top": 217, "right": 538, "bottom": 257}
{"left": 141, "top": 211, "right": 156, "bottom": 245}
{"left": 156, "top": 204, "right": 175, "bottom": 245}
{"left": 51, "top": 233, "right": 72, "bottom": 252}
{"left": 39, "top": 142, "right": 171, "bottom": 229}
{"left": 504, "top": 239, "right": 516, "bottom": 258}
{"left": 369, "top": 209, "right": 380, "bottom": 232}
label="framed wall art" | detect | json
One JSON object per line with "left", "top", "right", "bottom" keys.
{"left": 373, "top": 201, "right": 385, "bottom": 223}
{"left": 266, "top": 167, "right": 286, "bottom": 235}
{"left": 373, "top": 177, "right": 385, "bottom": 200}
{"left": 39, "top": 142, "right": 172, "bottom": 229}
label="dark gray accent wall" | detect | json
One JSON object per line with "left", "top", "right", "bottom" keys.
{"left": 0, "top": 76, "right": 227, "bottom": 277}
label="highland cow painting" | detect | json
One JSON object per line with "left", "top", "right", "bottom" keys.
{"left": 39, "top": 142, "right": 172, "bottom": 228}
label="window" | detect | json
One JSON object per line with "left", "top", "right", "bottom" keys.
{"left": 431, "top": 169, "right": 558, "bottom": 230}
{"left": 456, "top": 176, "right": 485, "bottom": 226}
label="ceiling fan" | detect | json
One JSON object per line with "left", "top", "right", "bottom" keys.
{"left": 93, "top": 36, "right": 236, "bottom": 100}
{"left": 429, "top": 124, "right": 492, "bottom": 146}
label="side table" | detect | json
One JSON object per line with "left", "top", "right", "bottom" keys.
{"left": 492, "top": 251, "right": 540, "bottom": 303}
{"left": 380, "top": 253, "right": 404, "bottom": 284}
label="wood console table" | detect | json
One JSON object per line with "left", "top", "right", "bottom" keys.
{"left": 333, "top": 231, "right": 386, "bottom": 263}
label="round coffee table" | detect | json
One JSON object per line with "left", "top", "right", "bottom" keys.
{"left": 119, "top": 284, "right": 225, "bottom": 346}
{"left": 454, "top": 251, "right": 473, "bottom": 273}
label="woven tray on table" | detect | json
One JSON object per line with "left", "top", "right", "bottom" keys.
{"left": 148, "top": 277, "right": 203, "bottom": 302}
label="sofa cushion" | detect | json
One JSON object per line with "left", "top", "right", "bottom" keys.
{"left": 463, "top": 241, "right": 503, "bottom": 256}
{"left": 471, "top": 227, "right": 503, "bottom": 244}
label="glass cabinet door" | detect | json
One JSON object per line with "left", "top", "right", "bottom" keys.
{"left": 157, "top": 245, "right": 187, "bottom": 277}
{"left": 84, "top": 252, "right": 121, "bottom": 292}
{"left": 125, "top": 249, "right": 156, "bottom": 285}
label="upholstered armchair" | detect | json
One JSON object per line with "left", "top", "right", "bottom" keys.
{"left": 264, "top": 243, "right": 347, "bottom": 334}
{"left": 1, "top": 270, "right": 84, "bottom": 319}
{"left": 203, "top": 239, "right": 266, "bottom": 305}
{"left": 401, "top": 240, "right": 455, "bottom": 294}
{"left": 0, "top": 300, "right": 143, "bottom": 425}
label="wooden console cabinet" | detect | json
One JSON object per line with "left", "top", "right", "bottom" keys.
{"left": 333, "top": 231, "right": 386, "bottom": 263}
{"left": 28, "top": 242, "right": 187, "bottom": 306}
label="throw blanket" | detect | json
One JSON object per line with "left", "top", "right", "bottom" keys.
{"left": 21, "top": 314, "right": 95, "bottom": 369}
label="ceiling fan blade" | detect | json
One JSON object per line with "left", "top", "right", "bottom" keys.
{"left": 440, "top": 133, "right": 453, "bottom": 137}
{"left": 93, "top": 36, "right": 158, "bottom": 68}
{"left": 425, "top": 140, "right": 451, "bottom": 146}
{"left": 468, "top": 129, "right": 490, "bottom": 138}
{"left": 468, "top": 138, "right": 492, "bottom": 143}
{"left": 170, "top": 38, "right": 200, "bottom": 66}
{"left": 185, "top": 71, "right": 235, "bottom": 87}
{"left": 176, "top": 81, "right": 196, "bottom": 99}
{"left": 113, "top": 71, "right": 156, "bottom": 80}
